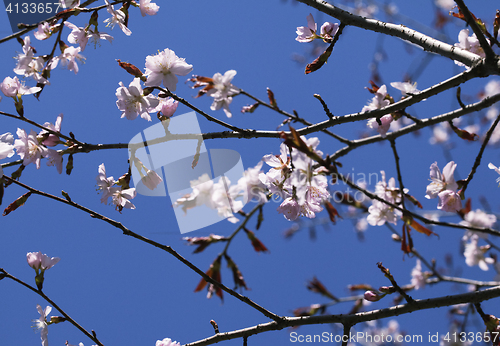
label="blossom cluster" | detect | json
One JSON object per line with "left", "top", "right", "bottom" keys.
{"left": 174, "top": 161, "right": 267, "bottom": 224}
{"left": 188, "top": 70, "right": 240, "bottom": 118}
{"left": 96, "top": 163, "right": 137, "bottom": 212}
{"left": 259, "top": 138, "right": 330, "bottom": 221}
{"left": 0, "top": 114, "right": 65, "bottom": 174}
{"left": 295, "top": 14, "right": 339, "bottom": 43}
{"left": 366, "top": 171, "right": 405, "bottom": 226}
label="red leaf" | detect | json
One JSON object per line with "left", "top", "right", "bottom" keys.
{"left": 116, "top": 59, "right": 143, "bottom": 77}
{"left": 3, "top": 192, "right": 31, "bottom": 216}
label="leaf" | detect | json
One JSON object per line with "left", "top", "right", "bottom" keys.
{"left": 448, "top": 121, "right": 479, "bottom": 141}
{"left": 307, "top": 277, "right": 338, "bottom": 301}
{"left": 404, "top": 193, "right": 423, "bottom": 209}
{"left": 116, "top": 59, "right": 143, "bottom": 78}
{"left": 324, "top": 201, "right": 341, "bottom": 224}
{"left": 225, "top": 254, "right": 248, "bottom": 290}
{"left": 305, "top": 41, "right": 334, "bottom": 74}
{"left": 194, "top": 255, "right": 223, "bottom": 300}
{"left": 245, "top": 229, "right": 269, "bottom": 253}
{"left": 267, "top": 88, "right": 278, "bottom": 108}
{"left": 3, "top": 191, "right": 32, "bottom": 216}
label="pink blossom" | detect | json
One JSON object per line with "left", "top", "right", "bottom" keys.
{"left": 58, "top": 46, "right": 85, "bottom": 74}
{"left": 320, "top": 22, "right": 339, "bottom": 42}
{"left": 14, "top": 128, "right": 48, "bottom": 169}
{"left": 144, "top": 49, "right": 193, "bottom": 90}
{"left": 111, "top": 188, "right": 137, "bottom": 210}
{"left": 40, "top": 113, "right": 63, "bottom": 147}
{"left": 116, "top": 78, "right": 159, "bottom": 121}
{"left": 296, "top": 14, "right": 317, "bottom": 42}
{"left": 425, "top": 161, "right": 458, "bottom": 199}
{"left": 34, "top": 22, "right": 54, "bottom": 40}
{"left": 140, "top": 0, "right": 159, "bottom": 17}
{"left": 27, "top": 252, "right": 60, "bottom": 272}
{"left": 411, "top": 259, "right": 426, "bottom": 290}
{"left": 104, "top": 0, "right": 132, "bottom": 36}
{"left": 32, "top": 305, "right": 52, "bottom": 346}
{"left": 362, "top": 84, "right": 390, "bottom": 112}
{"left": 156, "top": 97, "right": 178, "bottom": 118}
{"left": 65, "top": 22, "right": 89, "bottom": 51}
{"left": 96, "top": 163, "right": 117, "bottom": 204}
{"left": 390, "top": 81, "right": 420, "bottom": 96}
{"left": 437, "top": 189, "right": 462, "bottom": 212}
{"left": 45, "top": 149, "right": 63, "bottom": 174}
{"left": 367, "top": 114, "right": 393, "bottom": 137}
{"left": 0, "top": 76, "right": 41, "bottom": 98}
{"left": 207, "top": 70, "right": 239, "bottom": 118}
{"left": 489, "top": 163, "right": 500, "bottom": 186}
{"left": 454, "top": 29, "right": 487, "bottom": 68}
{"left": 277, "top": 197, "right": 300, "bottom": 221}
{"left": 464, "top": 235, "right": 494, "bottom": 271}
{"left": 60, "top": 0, "right": 80, "bottom": 9}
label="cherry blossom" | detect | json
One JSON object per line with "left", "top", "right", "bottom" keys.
{"left": 411, "top": 259, "right": 426, "bottom": 290}
{"left": 207, "top": 70, "right": 239, "bottom": 118}
{"left": 390, "top": 81, "right": 420, "bottom": 96}
{"left": 39, "top": 113, "right": 63, "bottom": 147}
{"left": 454, "top": 29, "right": 487, "bottom": 68}
{"left": 111, "top": 188, "right": 137, "bottom": 211}
{"left": 211, "top": 176, "right": 245, "bottom": 223}
{"left": 0, "top": 76, "right": 41, "bottom": 98}
{"left": 429, "top": 123, "right": 450, "bottom": 145}
{"left": 12, "top": 36, "right": 48, "bottom": 84}
{"left": 45, "top": 149, "right": 63, "bottom": 174}
{"left": 14, "top": 128, "right": 48, "bottom": 169}
{"left": 104, "top": 0, "right": 132, "bottom": 36}
{"left": 32, "top": 305, "right": 52, "bottom": 346}
{"left": 34, "top": 22, "right": 54, "bottom": 40}
{"left": 362, "top": 84, "right": 390, "bottom": 112}
{"left": 488, "top": 162, "right": 500, "bottom": 186}
{"left": 296, "top": 14, "right": 318, "bottom": 43}
{"left": 155, "top": 97, "right": 178, "bottom": 118}
{"left": 144, "top": 48, "right": 193, "bottom": 90}
{"left": 296, "top": 14, "right": 339, "bottom": 43}
{"left": 277, "top": 197, "right": 300, "bottom": 221}
{"left": 116, "top": 78, "right": 159, "bottom": 121}
{"left": 464, "top": 234, "right": 494, "bottom": 271}
{"left": 156, "top": 338, "right": 181, "bottom": 346}
{"left": 55, "top": 46, "right": 86, "bottom": 74}
{"left": 461, "top": 209, "right": 497, "bottom": 240}
{"left": 86, "top": 28, "right": 114, "bottom": 48}
{"left": 367, "top": 200, "right": 398, "bottom": 226}
{"left": 96, "top": 163, "right": 117, "bottom": 204}
{"left": 425, "top": 161, "right": 461, "bottom": 212}
{"left": 65, "top": 22, "right": 89, "bottom": 50}
{"left": 320, "top": 22, "right": 339, "bottom": 42}
{"left": 367, "top": 114, "right": 393, "bottom": 137}
{"left": 139, "top": 0, "right": 160, "bottom": 17}
{"left": 238, "top": 161, "right": 267, "bottom": 204}
{"left": 27, "top": 252, "right": 60, "bottom": 272}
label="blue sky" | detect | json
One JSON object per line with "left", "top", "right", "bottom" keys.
{"left": 1, "top": 1, "right": 500, "bottom": 345}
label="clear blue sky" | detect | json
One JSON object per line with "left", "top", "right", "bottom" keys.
{"left": 1, "top": 1, "right": 500, "bottom": 345}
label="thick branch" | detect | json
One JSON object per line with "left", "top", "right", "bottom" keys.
{"left": 183, "top": 285, "right": 500, "bottom": 346}
{"left": 296, "top": 0, "right": 492, "bottom": 69}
